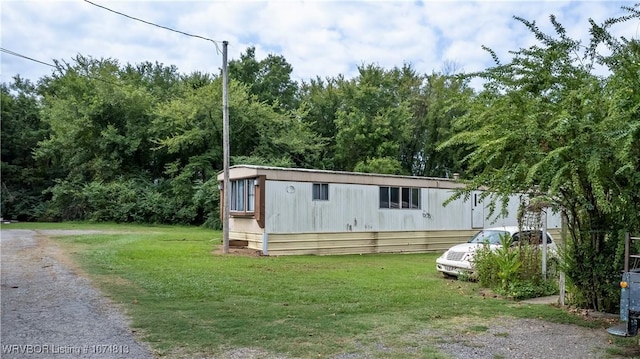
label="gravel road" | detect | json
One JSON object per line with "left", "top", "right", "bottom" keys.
{"left": 0, "top": 229, "right": 620, "bottom": 359}
{"left": 424, "top": 316, "right": 612, "bottom": 359}
{"left": 1, "top": 229, "right": 155, "bottom": 359}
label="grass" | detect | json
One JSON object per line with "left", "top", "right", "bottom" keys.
{"left": 606, "top": 337, "right": 640, "bottom": 358}
{"left": 2, "top": 222, "right": 621, "bottom": 358}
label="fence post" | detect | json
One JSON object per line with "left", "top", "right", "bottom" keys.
{"left": 559, "top": 272, "right": 565, "bottom": 306}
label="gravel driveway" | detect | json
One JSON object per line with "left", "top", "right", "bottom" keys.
{"left": 1, "top": 229, "right": 155, "bottom": 359}
{"left": 0, "top": 229, "right": 620, "bottom": 359}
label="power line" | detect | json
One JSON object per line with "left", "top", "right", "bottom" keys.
{"left": 83, "top": 0, "right": 222, "bottom": 53}
{"left": 1, "top": 47, "right": 124, "bottom": 87}
{"left": 0, "top": 48, "right": 56, "bottom": 68}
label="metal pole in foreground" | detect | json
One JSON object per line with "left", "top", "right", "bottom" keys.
{"left": 222, "top": 40, "right": 230, "bottom": 254}
{"left": 542, "top": 209, "right": 547, "bottom": 280}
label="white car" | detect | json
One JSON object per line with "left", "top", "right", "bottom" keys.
{"left": 435, "top": 226, "right": 557, "bottom": 277}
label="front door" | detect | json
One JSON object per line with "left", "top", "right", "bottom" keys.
{"left": 472, "top": 191, "right": 484, "bottom": 229}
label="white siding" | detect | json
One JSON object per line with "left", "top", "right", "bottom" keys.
{"left": 266, "top": 181, "right": 433, "bottom": 233}
{"left": 425, "top": 189, "right": 470, "bottom": 230}
{"left": 264, "top": 180, "right": 560, "bottom": 234}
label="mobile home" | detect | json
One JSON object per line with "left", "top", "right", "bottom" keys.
{"left": 217, "top": 165, "right": 562, "bottom": 256}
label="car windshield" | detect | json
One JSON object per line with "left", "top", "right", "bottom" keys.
{"left": 468, "top": 230, "right": 510, "bottom": 245}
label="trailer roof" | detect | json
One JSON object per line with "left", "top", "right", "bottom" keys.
{"left": 217, "top": 165, "right": 466, "bottom": 189}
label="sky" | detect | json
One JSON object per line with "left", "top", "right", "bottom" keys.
{"left": 1, "top": 1, "right": 638, "bottom": 87}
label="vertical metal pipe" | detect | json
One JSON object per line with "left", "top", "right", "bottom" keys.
{"left": 625, "top": 232, "right": 630, "bottom": 273}
{"left": 542, "top": 209, "right": 547, "bottom": 279}
{"left": 222, "top": 40, "right": 230, "bottom": 254}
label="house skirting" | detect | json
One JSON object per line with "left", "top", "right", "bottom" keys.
{"left": 265, "top": 230, "right": 476, "bottom": 255}
{"left": 227, "top": 229, "right": 562, "bottom": 256}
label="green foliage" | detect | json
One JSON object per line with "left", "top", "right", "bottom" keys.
{"left": 37, "top": 56, "right": 157, "bottom": 182}
{"left": 298, "top": 64, "right": 473, "bottom": 176}
{"left": 558, "top": 230, "right": 623, "bottom": 310}
{"left": 42, "top": 180, "right": 87, "bottom": 221}
{"left": 439, "top": 5, "right": 640, "bottom": 311}
{"left": 474, "top": 235, "right": 559, "bottom": 300}
{"left": 333, "top": 64, "right": 414, "bottom": 171}
{"left": 231, "top": 155, "right": 295, "bottom": 168}
{"left": 494, "top": 235, "right": 522, "bottom": 290}
{"left": 473, "top": 244, "right": 500, "bottom": 288}
{"left": 229, "top": 46, "right": 299, "bottom": 112}
{"left": 298, "top": 77, "right": 342, "bottom": 169}
{"left": 504, "top": 279, "right": 558, "bottom": 301}
{"left": 353, "top": 157, "right": 405, "bottom": 175}
{"left": 43, "top": 178, "right": 197, "bottom": 224}
{"left": 1, "top": 77, "right": 52, "bottom": 221}
{"left": 192, "top": 178, "right": 221, "bottom": 229}
{"left": 2, "top": 43, "right": 477, "bottom": 225}
{"left": 409, "top": 71, "right": 473, "bottom": 177}
{"left": 9, "top": 51, "right": 327, "bottom": 226}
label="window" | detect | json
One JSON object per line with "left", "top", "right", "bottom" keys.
{"left": 390, "top": 187, "right": 400, "bottom": 208}
{"left": 231, "top": 178, "right": 256, "bottom": 212}
{"left": 247, "top": 181, "right": 255, "bottom": 211}
{"left": 379, "top": 186, "right": 421, "bottom": 209}
{"left": 313, "top": 183, "right": 329, "bottom": 201}
{"left": 512, "top": 231, "right": 552, "bottom": 245}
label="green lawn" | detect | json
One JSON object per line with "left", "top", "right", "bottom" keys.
{"left": 4, "top": 223, "right": 615, "bottom": 358}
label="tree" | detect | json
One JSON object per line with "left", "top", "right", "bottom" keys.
{"left": 298, "top": 76, "right": 344, "bottom": 169}
{"left": 154, "top": 77, "right": 323, "bottom": 175}
{"left": 590, "top": 9, "right": 640, "bottom": 233}
{"left": 229, "top": 47, "right": 299, "bottom": 112}
{"left": 34, "top": 55, "right": 196, "bottom": 223}
{"left": 1, "top": 76, "right": 51, "bottom": 220}
{"left": 299, "top": 65, "right": 472, "bottom": 176}
{"left": 406, "top": 71, "right": 473, "bottom": 177}
{"left": 153, "top": 76, "right": 324, "bottom": 226}
{"left": 439, "top": 6, "right": 640, "bottom": 311}
{"left": 333, "top": 64, "right": 415, "bottom": 173}
{"left": 36, "top": 55, "right": 157, "bottom": 182}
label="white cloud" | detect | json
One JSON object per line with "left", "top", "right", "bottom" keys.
{"left": 1, "top": 0, "right": 637, "bottom": 87}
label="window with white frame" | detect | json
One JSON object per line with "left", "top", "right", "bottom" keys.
{"left": 379, "top": 186, "right": 420, "bottom": 209}
{"left": 312, "top": 183, "right": 329, "bottom": 201}
{"left": 231, "top": 178, "right": 256, "bottom": 212}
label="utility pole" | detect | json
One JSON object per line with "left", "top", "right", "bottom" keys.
{"left": 222, "top": 40, "right": 230, "bottom": 254}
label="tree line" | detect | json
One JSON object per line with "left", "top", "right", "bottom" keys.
{"left": 1, "top": 50, "right": 471, "bottom": 225}
{"left": 2, "top": 6, "right": 639, "bottom": 311}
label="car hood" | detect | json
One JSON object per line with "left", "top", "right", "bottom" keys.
{"left": 446, "top": 242, "right": 499, "bottom": 253}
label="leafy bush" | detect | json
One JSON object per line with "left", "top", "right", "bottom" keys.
{"left": 473, "top": 233, "right": 559, "bottom": 300}
{"left": 192, "top": 178, "right": 221, "bottom": 229}
{"left": 473, "top": 243, "right": 500, "bottom": 288}
{"left": 42, "top": 177, "right": 209, "bottom": 225}
{"left": 504, "top": 279, "right": 558, "bottom": 300}
{"left": 558, "top": 230, "right": 623, "bottom": 312}
{"left": 494, "top": 234, "right": 522, "bottom": 290}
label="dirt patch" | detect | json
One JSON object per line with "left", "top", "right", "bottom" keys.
{"left": 211, "top": 246, "right": 264, "bottom": 257}
{"left": 33, "top": 232, "right": 89, "bottom": 276}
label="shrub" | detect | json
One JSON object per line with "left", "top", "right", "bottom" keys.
{"left": 473, "top": 233, "right": 560, "bottom": 300}
{"left": 504, "top": 279, "right": 558, "bottom": 300}
{"left": 558, "top": 230, "right": 623, "bottom": 312}
{"left": 473, "top": 243, "right": 500, "bottom": 288}
{"left": 494, "top": 234, "right": 522, "bottom": 291}
{"left": 42, "top": 177, "right": 206, "bottom": 225}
